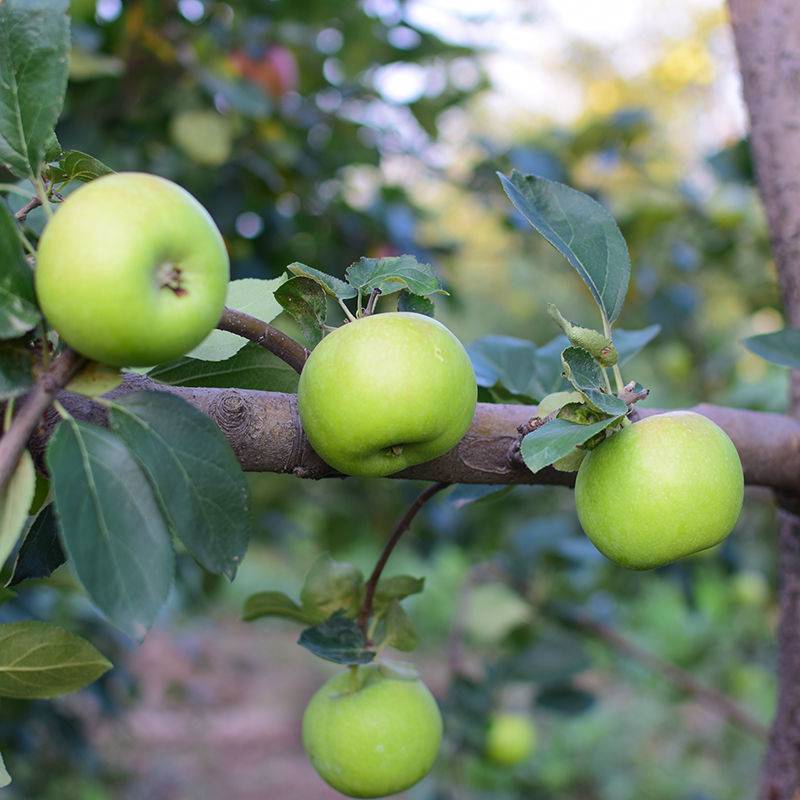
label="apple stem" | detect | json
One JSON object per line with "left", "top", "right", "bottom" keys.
{"left": 364, "top": 288, "right": 381, "bottom": 316}
{"left": 356, "top": 482, "right": 449, "bottom": 640}
{"left": 337, "top": 298, "right": 357, "bottom": 323}
{"left": 0, "top": 347, "right": 86, "bottom": 493}
{"left": 217, "top": 306, "right": 309, "bottom": 373}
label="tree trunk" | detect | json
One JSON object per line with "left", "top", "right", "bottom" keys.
{"left": 727, "top": 2, "right": 800, "bottom": 796}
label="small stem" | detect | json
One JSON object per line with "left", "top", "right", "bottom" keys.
{"left": 0, "top": 347, "right": 86, "bottom": 492}
{"left": 601, "top": 368, "right": 612, "bottom": 393}
{"left": 364, "top": 288, "right": 381, "bottom": 316}
{"left": 14, "top": 195, "right": 43, "bottom": 223}
{"left": 34, "top": 177, "right": 53, "bottom": 220}
{"left": 337, "top": 298, "right": 357, "bottom": 323}
{"left": 217, "top": 307, "right": 309, "bottom": 373}
{"left": 602, "top": 314, "right": 626, "bottom": 393}
{"left": 357, "top": 482, "right": 448, "bottom": 638}
{"left": 356, "top": 292, "right": 363, "bottom": 318}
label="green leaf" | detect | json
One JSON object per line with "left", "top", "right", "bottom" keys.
{"left": 0, "top": 450, "right": 35, "bottom": 570}
{"left": 373, "top": 601, "right": 418, "bottom": 652}
{"left": 298, "top": 611, "right": 374, "bottom": 665}
{"left": 520, "top": 416, "right": 622, "bottom": 474}
{"left": 0, "top": 0, "right": 70, "bottom": 178}
{"left": 743, "top": 329, "right": 800, "bottom": 369}
{"left": 0, "top": 342, "right": 34, "bottom": 399}
{"left": 0, "top": 750, "right": 10, "bottom": 788}
{"left": 561, "top": 347, "right": 627, "bottom": 416}
{"left": 548, "top": 304, "right": 617, "bottom": 366}
{"left": 0, "top": 587, "right": 16, "bottom": 606}
{"left": 274, "top": 276, "right": 326, "bottom": 347}
{"left": 46, "top": 419, "right": 174, "bottom": 639}
{"left": 551, "top": 447, "right": 586, "bottom": 473}
{"left": 287, "top": 262, "right": 357, "bottom": 300}
{"left": 397, "top": 290, "right": 435, "bottom": 317}
{"left": 66, "top": 362, "right": 122, "bottom": 398}
{"left": 147, "top": 342, "right": 299, "bottom": 393}
{"left": 242, "top": 591, "right": 314, "bottom": 624}
{"left": 536, "top": 390, "right": 585, "bottom": 418}
{"left": 45, "top": 150, "right": 113, "bottom": 186}
{"left": 467, "top": 336, "right": 546, "bottom": 402}
{"left": 188, "top": 277, "right": 286, "bottom": 361}
{"left": 535, "top": 684, "right": 596, "bottom": 715}
{"left": 109, "top": 391, "right": 250, "bottom": 580}
{"left": 0, "top": 205, "right": 39, "bottom": 339}
{"left": 499, "top": 170, "right": 630, "bottom": 323}
{"left": 374, "top": 575, "right": 425, "bottom": 608}
{"left": 614, "top": 325, "right": 661, "bottom": 365}
{"left": 300, "top": 554, "right": 364, "bottom": 622}
{"left": 448, "top": 484, "right": 515, "bottom": 509}
{"left": 9, "top": 504, "right": 65, "bottom": 586}
{"left": 345, "top": 255, "right": 446, "bottom": 298}
{"left": 0, "top": 620, "right": 111, "bottom": 698}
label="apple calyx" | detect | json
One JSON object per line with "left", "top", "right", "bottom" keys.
{"left": 155, "top": 261, "right": 188, "bottom": 296}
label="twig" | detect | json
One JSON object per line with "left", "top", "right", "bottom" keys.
{"left": 619, "top": 381, "right": 649, "bottom": 406}
{"left": 15, "top": 196, "right": 42, "bottom": 222}
{"left": 566, "top": 611, "right": 769, "bottom": 740}
{"left": 364, "top": 288, "right": 381, "bottom": 316}
{"left": 357, "top": 482, "right": 448, "bottom": 638}
{"left": 0, "top": 347, "right": 86, "bottom": 492}
{"left": 217, "top": 307, "right": 309, "bottom": 374}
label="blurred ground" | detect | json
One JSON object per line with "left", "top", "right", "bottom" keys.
{"left": 93, "top": 621, "right": 445, "bottom": 800}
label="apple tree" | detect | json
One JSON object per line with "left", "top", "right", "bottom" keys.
{"left": 1, "top": 0, "right": 800, "bottom": 798}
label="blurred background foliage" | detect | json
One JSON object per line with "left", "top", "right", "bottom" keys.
{"left": 2, "top": 0, "right": 787, "bottom": 798}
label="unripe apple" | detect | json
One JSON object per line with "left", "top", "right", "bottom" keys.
{"left": 485, "top": 713, "right": 536, "bottom": 766}
{"left": 302, "top": 663, "right": 443, "bottom": 798}
{"left": 575, "top": 411, "right": 744, "bottom": 569}
{"left": 297, "top": 312, "right": 477, "bottom": 476}
{"left": 35, "top": 173, "right": 229, "bottom": 367}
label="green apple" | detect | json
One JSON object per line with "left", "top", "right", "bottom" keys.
{"left": 575, "top": 411, "right": 744, "bottom": 569}
{"left": 485, "top": 713, "right": 536, "bottom": 766}
{"left": 35, "top": 172, "right": 229, "bottom": 367}
{"left": 302, "top": 663, "right": 443, "bottom": 798}
{"left": 297, "top": 312, "right": 477, "bottom": 476}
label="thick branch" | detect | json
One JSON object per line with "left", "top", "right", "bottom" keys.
{"left": 729, "top": 2, "right": 800, "bottom": 795}
{"left": 357, "top": 481, "right": 448, "bottom": 638}
{"left": 0, "top": 348, "right": 86, "bottom": 491}
{"left": 217, "top": 307, "right": 308, "bottom": 374}
{"left": 32, "top": 376, "right": 800, "bottom": 497}
{"left": 568, "top": 611, "right": 769, "bottom": 740}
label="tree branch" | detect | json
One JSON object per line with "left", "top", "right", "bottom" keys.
{"left": 566, "top": 611, "right": 769, "bottom": 741}
{"left": 14, "top": 196, "right": 42, "bottom": 222}
{"left": 31, "top": 376, "right": 800, "bottom": 497}
{"left": 357, "top": 481, "right": 448, "bottom": 638}
{"left": 0, "top": 348, "right": 86, "bottom": 492}
{"left": 728, "top": 2, "right": 800, "bottom": 794}
{"left": 217, "top": 307, "right": 308, "bottom": 374}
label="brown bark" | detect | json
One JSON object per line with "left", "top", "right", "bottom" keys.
{"left": 728, "top": 1, "right": 800, "bottom": 795}
{"left": 23, "top": 374, "right": 800, "bottom": 495}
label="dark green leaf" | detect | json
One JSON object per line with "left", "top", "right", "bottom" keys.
{"left": 45, "top": 150, "right": 113, "bottom": 185}
{"left": 520, "top": 416, "right": 622, "bottom": 474}
{"left": 300, "top": 554, "right": 364, "bottom": 622}
{"left": 0, "top": 342, "right": 34, "bottom": 399}
{"left": 467, "top": 336, "right": 546, "bottom": 402}
{"left": 0, "top": 450, "right": 34, "bottom": 570}
{"left": 274, "top": 276, "right": 326, "bottom": 347}
{"left": 0, "top": 0, "right": 70, "bottom": 178}
{"left": 148, "top": 342, "right": 299, "bottom": 393}
{"left": 345, "top": 254, "right": 446, "bottom": 297}
{"left": 0, "top": 587, "right": 17, "bottom": 606}
{"left": 109, "top": 391, "right": 250, "bottom": 580}
{"left": 372, "top": 601, "right": 418, "bottom": 652}
{"left": 535, "top": 684, "right": 596, "bottom": 715}
{"left": 614, "top": 325, "right": 661, "bottom": 365}
{"left": 287, "top": 262, "right": 357, "bottom": 300}
{"left": 449, "top": 484, "right": 515, "bottom": 509}
{"left": 561, "top": 347, "right": 627, "bottom": 416}
{"left": 0, "top": 205, "right": 39, "bottom": 339}
{"left": 242, "top": 591, "right": 314, "bottom": 624}
{"left": 397, "top": 290, "right": 435, "bottom": 317}
{"left": 298, "top": 611, "right": 374, "bottom": 665}
{"left": 0, "top": 620, "right": 111, "bottom": 699}
{"left": 9, "top": 504, "right": 65, "bottom": 586}
{"left": 46, "top": 419, "right": 174, "bottom": 639}
{"left": 743, "top": 329, "right": 800, "bottom": 369}
{"left": 499, "top": 170, "right": 630, "bottom": 322}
